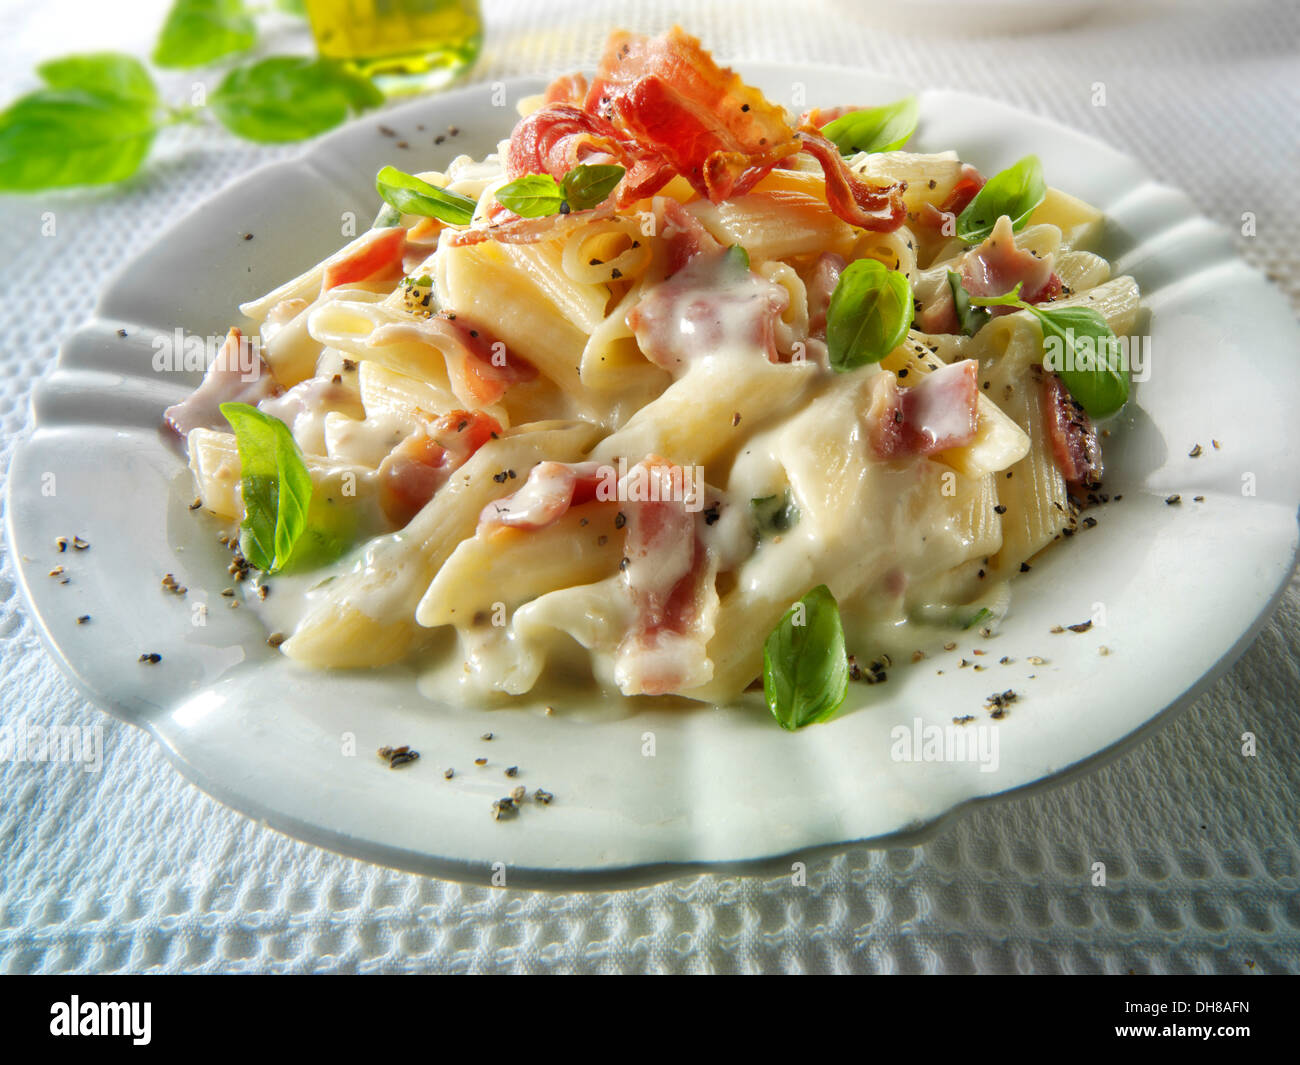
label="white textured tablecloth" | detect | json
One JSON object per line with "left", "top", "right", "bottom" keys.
{"left": 1, "top": 0, "right": 1297, "bottom": 974}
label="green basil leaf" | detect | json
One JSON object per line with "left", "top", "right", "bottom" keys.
{"left": 947, "top": 270, "right": 990, "bottom": 337}
{"left": 822, "top": 95, "right": 919, "bottom": 156}
{"left": 495, "top": 173, "right": 565, "bottom": 217}
{"left": 966, "top": 280, "right": 1024, "bottom": 308}
{"left": 220, "top": 402, "right": 313, "bottom": 574}
{"left": 0, "top": 89, "right": 156, "bottom": 190}
{"left": 763, "top": 585, "right": 850, "bottom": 731}
{"left": 960, "top": 606, "right": 994, "bottom": 630}
{"left": 751, "top": 490, "right": 800, "bottom": 538}
{"left": 1025, "top": 304, "right": 1129, "bottom": 417}
{"left": 37, "top": 53, "right": 158, "bottom": 109}
{"left": 153, "top": 0, "right": 257, "bottom": 70}
{"left": 376, "top": 165, "right": 476, "bottom": 224}
{"left": 560, "top": 163, "right": 624, "bottom": 210}
{"left": 956, "top": 154, "right": 1046, "bottom": 244}
{"left": 211, "top": 57, "right": 382, "bottom": 143}
{"left": 826, "top": 258, "right": 914, "bottom": 371}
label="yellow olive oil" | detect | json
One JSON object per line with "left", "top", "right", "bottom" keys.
{"left": 304, "top": 0, "right": 482, "bottom": 95}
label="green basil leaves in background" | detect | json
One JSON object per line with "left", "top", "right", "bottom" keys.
{"left": 827, "top": 258, "right": 914, "bottom": 370}
{"left": 822, "top": 95, "right": 919, "bottom": 156}
{"left": 967, "top": 283, "right": 1129, "bottom": 417}
{"left": 0, "top": 53, "right": 160, "bottom": 190}
{"left": 763, "top": 585, "right": 850, "bottom": 731}
{"left": 38, "top": 53, "right": 159, "bottom": 107}
{"left": 496, "top": 164, "right": 626, "bottom": 217}
{"left": 153, "top": 0, "right": 257, "bottom": 70}
{"left": 220, "top": 402, "right": 313, "bottom": 574}
{"left": 376, "top": 165, "right": 477, "bottom": 224}
{"left": 0, "top": 2, "right": 387, "bottom": 191}
{"left": 211, "top": 57, "right": 382, "bottom": 143}
{"left": 956, "top": 154, "right": 1046, "bottom": 244}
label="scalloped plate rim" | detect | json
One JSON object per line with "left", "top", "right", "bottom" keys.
{"left": 7, "top": 64, "right": 1300, "bottom": 888}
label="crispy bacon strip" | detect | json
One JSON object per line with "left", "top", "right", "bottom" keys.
{"left": 585, "top": 27, "right": 801, "bottom": 203}
{"left": 795, "top": 131, "right": 907, "bottom": 232}
{"left": 505, "top": 102, "right": 673, "bottom": 208}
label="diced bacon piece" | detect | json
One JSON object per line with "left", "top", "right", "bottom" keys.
{"left": 543, "top": 72, "right": 589, "bottom": 107}
{"left": 321, "top": 227, "right": 407, "bottom": 291}
{"left": 807, "top": 252, "right": 845, "bottom": 339}
{"left": 378, "top": 434, "right": 449, "bottom": 527}
{"left": 916, "top": 281, "right": 959, "bottom": 336}
{"left": 1042, "top": 372, "right": 1103, "bottom": 487}
{"left": 944, "top": 163, "right": 986, "bottom": 216}
{"left": 478, "top": 460, "right": 606, "bottom": 530}
{"left": 867, "top": 360, "right": 980, "bottom": 459}
{"left": 615, "top": 457, "right": 716, "bottom": 696}
{"left": 915, "top": 163, "right": 987, "bottom": 236}
{"left": 430, "top": 409, "right": 502, "bottom": 467}
{"left": 626, "top": 242, "right": 788, "bottom": 371}
{"left": 378, "top": 410, "right": 501, "bottom": 527}
{"left": 962, "top": 214, "right": 1059, "bottom": 304}
{"left": 585, "top": 27, "right": 802, "bottom": 203}
{"left": 659, "top": 197, "right": 721, "bottom": 274}
{"left": 367, "top": 314, "right": 536, "bottom": 408}
{"left": 795, "top": 131, "right": 907, "bottom": 232}
{"left": 866, "top": 371, "right": 904, "bottom": 459}
{"left": 163, "top": 327, "right": 281, "bottom": 435}
{"left": 916, "top": 208, "right": 1063, "bottom": 336}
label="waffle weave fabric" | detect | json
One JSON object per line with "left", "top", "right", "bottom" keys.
{"left": 0, "top": 0, "right": 1296, "bottom": 973}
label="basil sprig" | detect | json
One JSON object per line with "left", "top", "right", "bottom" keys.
{"left": 496, "top": 163, "right": 625, "bottom": 217}
{"left": 822, "top": 95, "right": 919, "bottom": 156}
{"left": 967, "top": 283, "right": 1129, "bottom": 417}
{"left": 0, "top": 54, "right": 160, "bottom": 190}
{"left": 153, "top": 0, "right": 257, "bottom": 70}
{"left": 826, "top": 258, "right": 914, "bottom": 371}
{"left": 220, "top": 402, "right": 313, "bottom": 574}
{"left": 211, "top": 57, "right": 382, "bottom": 143}
{"left": 956, "top": 155, "right": 1046, "bottom": 244}
{"left": 763, "top": 585, "right": 850, "bottom": 731}
{"left": 376, "top": 165, "right": 477, "bottom": 225}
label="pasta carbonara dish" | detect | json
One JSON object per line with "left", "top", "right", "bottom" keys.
{"left": 166, "top": 27, "right": 1139, "bottom": 728}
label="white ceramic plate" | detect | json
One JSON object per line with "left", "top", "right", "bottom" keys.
{"left": 9, "top": 65, "right": 1300, "bottom": 887}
